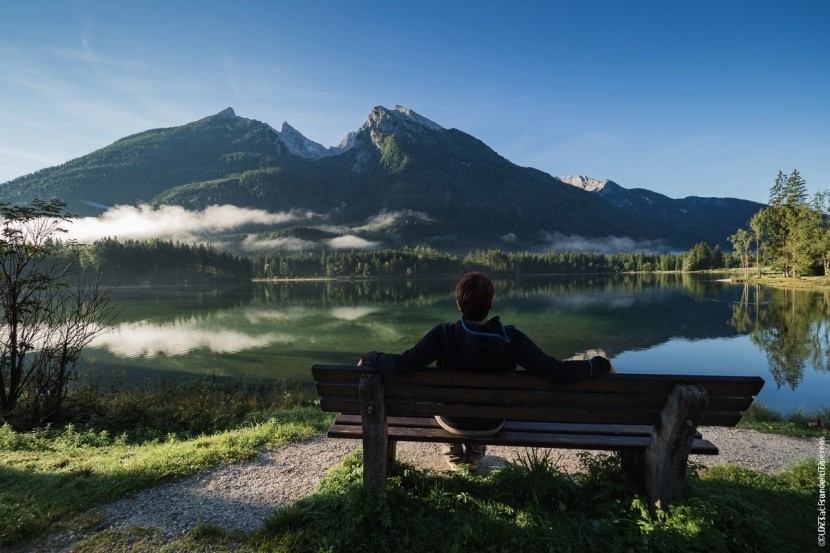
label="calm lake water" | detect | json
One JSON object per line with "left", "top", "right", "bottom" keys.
{"left": 85, "top": 274, "right": 830, "bottom": 413}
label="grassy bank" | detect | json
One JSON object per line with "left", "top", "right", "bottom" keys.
{"left": 0, "top": 411, "right": 330, "bottom": 545}
{"left": 69, "top": 451, "right": 820, "bottom": 553}
{"left": 0, "top": 376, "right": 332, "bottom": 546}
{"left": 737, "top": 402, "right": 830, "bottom": 438}
{"left": 728, "top": 273, "right": 830, "bottom": 291}
{"left": 1, "top": 376, "right": 825, "bottom": 549}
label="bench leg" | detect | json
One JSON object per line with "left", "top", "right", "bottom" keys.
{"left": 641, "top": 383, "right": 709, "bottom": 517}
{"left": 359, "top": 373, "right": 390, "bottom": 493}
{"left": 619, "top": 450, "right": 646, "bottom": 494}
{"left": 387, "top": 440, "right": 397, "bottom": 469}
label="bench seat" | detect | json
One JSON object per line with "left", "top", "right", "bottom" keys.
{"left": 329, "top": 414, "right": 719, "bottom": 454}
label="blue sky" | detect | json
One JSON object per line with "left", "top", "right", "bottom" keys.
{"left": 1, "top": 1, "right": 828, "bottom": 203}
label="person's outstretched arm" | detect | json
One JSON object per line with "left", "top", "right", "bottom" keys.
{"left": 512, "top": 328, "right": 612, "bottom": 384}
{"left": 360, "top": 324, "right": 445, "bottom": 377}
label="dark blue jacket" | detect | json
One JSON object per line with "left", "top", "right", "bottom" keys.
{"left": 360, "top": 316, "right": 611, "bottom": 432}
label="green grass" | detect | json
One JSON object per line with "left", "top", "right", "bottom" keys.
{"left": 4, "top": 421, "right": 821, "bottom": 551}
{"left": 737, "top": 402, "right": 830, "bottom": 438}
{"left": 128, "top": 450, "right": 818, "bottom": 553}
{"left": 55, "top": 374, "right": 324, "bottom": 442}
{"left": 732, "top": 274, "right": 830, "bottom": 291}
{"left": 2, "top": 375, "right": 824, "bottom": 550}
{"left": 0, "top": 375, "right": 334, "bottom": 546}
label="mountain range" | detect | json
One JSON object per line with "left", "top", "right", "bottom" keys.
{"left": 0, "top": 105, "right": 764, "bottom": 252}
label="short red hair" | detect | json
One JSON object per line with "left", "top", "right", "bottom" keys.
{"left": 455, "top": 272, "right": 494, "bottom": 321}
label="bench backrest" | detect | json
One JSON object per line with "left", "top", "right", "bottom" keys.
{"left": 312, "top": 365, "right": 764, "bottom": 427}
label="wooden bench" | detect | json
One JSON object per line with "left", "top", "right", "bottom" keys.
{"left": 312, "top": 365, "right": 764, "bottom": 512}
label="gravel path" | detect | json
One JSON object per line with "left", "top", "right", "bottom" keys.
{"left": 20, "top": 428, "right": 822, "bottom": 551}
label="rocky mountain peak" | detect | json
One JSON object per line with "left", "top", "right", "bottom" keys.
{"left": 337, "top": 131, "right": 358, "bottom": 151}
{"left": 215, "top": 107, "right": 237, "bottom": 118}
{"left": 558, "top": 175, "right": 612, "bottom": 192}
{"left": 362, "top": 105, "right": 443, "bottom": 135}
{"left": 276, "top": 121, "right": 357, "bottom": 160}
{"left": 277, "top": 122, "right": 329, "bottom": 160}
{"left": 266, "top": 105, "right": 445, "bottom": 160}
{"left": 199, "top": 107, "right": 238, "bottom": 123}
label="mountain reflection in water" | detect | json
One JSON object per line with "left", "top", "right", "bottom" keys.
{"left": 91, "top": 319, "right": 297, "bottom": 357}
{"left": 84, "top": 275, "right": 828, "bottom": 412}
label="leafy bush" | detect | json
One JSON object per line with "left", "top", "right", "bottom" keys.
{"left": 58, "top": 375, "right": 319, "bottom": 443}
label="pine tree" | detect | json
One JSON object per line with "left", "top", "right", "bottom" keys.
{"left": 768, "top": 170, "right": 786, "bottom": 207}
{"left": 683, "top": 242, "right": 712, "bottom": 271}
{"left": 812, "top": 191, "right": 830, "bottom": 276}
{"left": 787, "top": 204, "right": 820, "bottom": 276}
{"left": 783, "top": 169, "right": 808, "bottom": 207}
{"left": 763, "top": 170, "right": 811, "bottom": 276}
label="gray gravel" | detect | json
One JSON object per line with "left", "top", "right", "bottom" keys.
{"left": 99, "top": 427, "right": 818, "bottom": 538}
{"left": 99, "top": 435, "right": 357, "bottom": 538}
{"left": 19, "top": 428, "right": 821, "bottom": 551}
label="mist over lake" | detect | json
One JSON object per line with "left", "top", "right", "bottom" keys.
{"left": 83, "top": 274, "right": 829, "bottom": 414}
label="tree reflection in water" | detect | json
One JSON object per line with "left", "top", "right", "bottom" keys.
{"left": 731, "top": 284, "right": 830, "bottom": 389}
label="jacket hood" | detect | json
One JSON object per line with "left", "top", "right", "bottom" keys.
{"left": 456, "top": 316, "right": 511, "bottom": 366}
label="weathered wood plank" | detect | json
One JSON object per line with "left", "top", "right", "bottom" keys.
{"left": 358, "top": 373, "right": 390, "bottom": 493}
{"left": 333, "top": 414, "right": 704, "bottom": 439}
{"left": 326, "top": 423, "right": 718, "bottom": 455}
{"left": 321, "top": 397, "right": 741, "bottom": 426}
{"left": 317, "top": 383, "right": 755, "bottom": 412}
{"left": 312, "top": 365, "right": 765, "bottom": 396}
{"left": 644, "top": 384, "right": 709, "bottom": 516}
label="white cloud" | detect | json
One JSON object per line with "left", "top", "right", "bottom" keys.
{"left": 50, "top": 203, "right": 386, "bottom": 252}
{"left": 327, "top": 234, "right": 378, "bottom": 250}
{"left": 358, "top": 209, "right": 433, "bottom": 231}
{"left": 63, "top": 204, "right": 320, "bottom": 244}
{"left": 241, "top": 232, "right": 379, "bottom": 251}
{"left": 539, "top": 232, "right": 669, "bottom": 254}
{"left": 240, "top": 234, "right": 318, "bottom": 251}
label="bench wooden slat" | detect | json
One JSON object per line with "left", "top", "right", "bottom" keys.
{"left": 384, "top": 374, "right": 763, "bottom": 397}
{"left": 312, "top": 365, "right": 765, "bottom": 397}
{"left": 326, "top": 423, "right": 719, "bottom": 455}
{"left": 334, "top": 414, "right": 704, "bottom": 439}
{"left": 321, "top": 397, "right": 742, "bottom": 426}
{"left": 317, "top": 383, "right": 756, "bottom": 412}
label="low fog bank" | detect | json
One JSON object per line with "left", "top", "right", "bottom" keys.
{"left": 57, "top": 203, "right": 678, "bottom": 255}
{"left": 62, "top": 203, "right": 380, "bottom": 251}
{"left": 64, "top": 204, "right": 317, "bottom": 243}
{"left": 538, "top": 232, "right": 673, "bottom": 254}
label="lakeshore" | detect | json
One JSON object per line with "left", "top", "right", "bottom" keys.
{"left": 729, "top": 275, "right": 830, "bottom": 291}
{"left": 5, "top": 426, "right": 822, "bottom": 553}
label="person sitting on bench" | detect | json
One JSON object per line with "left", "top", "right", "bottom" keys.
{"left": 359, "top": 271, "right": 614, "bottom": 471}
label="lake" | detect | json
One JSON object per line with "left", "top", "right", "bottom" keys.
{"left": 85, "top": 274, "right": 830, "bottom": 414}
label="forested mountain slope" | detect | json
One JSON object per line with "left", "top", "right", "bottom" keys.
{"left": 0, "top": 106, "right": 762, "bottom": 250}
